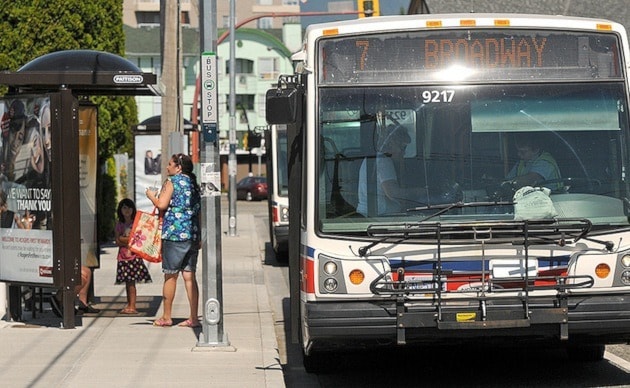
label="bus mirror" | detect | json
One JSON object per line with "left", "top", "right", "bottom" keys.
{"left": 266, "top": 87, "right": 299, "bottom": 125}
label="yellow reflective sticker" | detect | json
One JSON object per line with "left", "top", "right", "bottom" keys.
{"left": 456, "top": 312, "right": 477, "bottom": 322}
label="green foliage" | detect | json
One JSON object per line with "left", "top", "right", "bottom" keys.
{"left": 0, "top": 0, "right": 139, "bottom": 240}
{"left": 119, "top": 164, "right": 128, "bottom": 200}
{"left": 91, "top": 95, "right": 138, "bottom": 163}
{"left": 0, "top": 0, "right": 126, "bottom": 70}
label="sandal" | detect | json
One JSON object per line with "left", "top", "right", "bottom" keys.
{"left": 120, "top": 308, "right": 138, "bottom": 314}
{"left": 153, "top": 318, "right": 172, "bottom": 327}
{"left": 177, "top": 318, "right": 201, "bottom": 328}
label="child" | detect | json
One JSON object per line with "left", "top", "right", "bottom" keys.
{"left": 115, "top": 198, "right": 152, "bottom": 314}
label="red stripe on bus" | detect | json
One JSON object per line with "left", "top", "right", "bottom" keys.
{"left": 301, "top": 255, "right": 315, "bottom": 294}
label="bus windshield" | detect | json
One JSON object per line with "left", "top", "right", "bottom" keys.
{"left": 318, "top": 82, "right": 630, "bottom": 232}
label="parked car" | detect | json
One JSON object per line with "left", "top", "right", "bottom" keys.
{"left": 236, "top": 176, "right": 268, "bottom": 201}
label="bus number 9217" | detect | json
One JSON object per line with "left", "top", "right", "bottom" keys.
{"left": 266, "top": 13, "right": 630, "bottom": 373}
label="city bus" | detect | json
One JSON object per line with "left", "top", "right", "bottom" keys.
{"left": 266, "top": 13, "right": 630, "bottom": 372}
{"left": 265, "top": 124, "right": 289, "bottom": 260}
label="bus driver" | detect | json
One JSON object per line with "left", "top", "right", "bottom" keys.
{"left": 505, "top": 135, "right": 562, "bottom": 191}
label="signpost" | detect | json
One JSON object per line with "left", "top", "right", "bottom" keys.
{"left": 197, "top": 0, "right": 229, "bottom": 347}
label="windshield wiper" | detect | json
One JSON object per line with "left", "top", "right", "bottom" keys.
{"left": 408, "top": 201, "right": 514, "bottom": 222}
{"left": 321, "top": 113, "right": 376, "bottom": 125}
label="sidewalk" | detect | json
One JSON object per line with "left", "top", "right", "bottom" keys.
{"left": 0, "top": 210, "right": 285, "bottom": 388}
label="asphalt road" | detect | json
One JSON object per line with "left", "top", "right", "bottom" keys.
{"left": 233, "top": 198, "right": 630, "bottom": 387}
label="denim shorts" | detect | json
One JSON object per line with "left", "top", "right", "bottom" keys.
{"left": 161, "top": 240, "right": 199, "bottom": 274}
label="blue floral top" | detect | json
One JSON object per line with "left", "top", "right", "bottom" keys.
{"left": 162, "top": 174, "right": 200, "bottom": 241}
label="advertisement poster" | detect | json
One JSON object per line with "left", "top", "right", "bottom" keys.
{"left": 134, "top": 133, "right": 188, "bottom": 211}
{"left": 0, "top": 96, "right": 54, "bottom": 284}
{"left": 79, "top": 106, "right": 98, "bottom": 268}
{"left": 134, "top": 134, "right": 162, "bottom": 211}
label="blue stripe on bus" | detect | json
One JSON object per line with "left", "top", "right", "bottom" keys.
{"left": 303, "top": 245, "right": 315, "bottom": 259}
{"left": 302, "top": 245, "right": 570, "bottom": 271}
{"left": 389, "top": 255, "right": 571, "bottom": 271}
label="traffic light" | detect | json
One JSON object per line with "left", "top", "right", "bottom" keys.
{"left": 358, "top": 0, "right": 380, "bottom": 18}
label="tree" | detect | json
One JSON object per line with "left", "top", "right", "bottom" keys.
{"left": 0, "top": 0, "right": 139, "bottom": 240}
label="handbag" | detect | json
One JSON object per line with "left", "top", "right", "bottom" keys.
{"left": 128, "top": 208, "right": 163, "bottom": 263}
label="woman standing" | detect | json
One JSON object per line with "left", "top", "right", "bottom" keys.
{"left": 146, "top": 153, "right": 201, "bottom": 327}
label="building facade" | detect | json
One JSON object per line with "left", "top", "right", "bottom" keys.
{"left": 123, "top": 0, "right": 300, "bottom": 187}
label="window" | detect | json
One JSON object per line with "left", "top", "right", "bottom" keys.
{"left": 180, "top": 11, "right": 190, "bottom": 25}
{"left": 259, "top": 58, "right": 279, "bottom": 80}
{"left": 226, "top": 94, "right": 255, "bottom": 111}
{"left": 258, "top": 17, "right": 273, "bottom": 29}
{"left": 226, "top": 59, "right": 254, "bottom": 75}
{"left": 136, "top": 11, "right": 160, "bottom": 25}
{"left": 258, "top": 94, "right": 266, "bottom": 116}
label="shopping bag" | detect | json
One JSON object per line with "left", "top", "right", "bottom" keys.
{"left": 128, "top": 208, "right": 163, "bottom": 263}
{"left": 513, "top": 186, "right": 558, "bottom": 220}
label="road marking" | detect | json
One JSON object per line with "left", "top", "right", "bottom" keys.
{"left": 605, "top": 351, "right": 630, "bottom": 372}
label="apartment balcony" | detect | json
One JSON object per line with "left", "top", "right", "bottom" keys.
{"left": 132, "top": 0, "right": 192, "bottom": 12}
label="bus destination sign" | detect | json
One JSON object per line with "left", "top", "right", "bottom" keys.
{"left": 319, "top": 29, "right": 620, "bottom": 83}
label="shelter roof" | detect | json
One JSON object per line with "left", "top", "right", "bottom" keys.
{"left": 133, "top": 115, "right": 196, "bottom": 132}
{"left": 0, "top": 50, "right": 160, "bottom": 96}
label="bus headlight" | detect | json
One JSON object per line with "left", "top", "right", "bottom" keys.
{"left": 318, "top": 255, "right": 346, "bottom": 293}
{"left": 280, "top": 206, "right": 289, "bottom": 222}
{"left": 622, "top": 270, "right": 630, "bottom": 285}
{"left": 622, "top": 255, "right": 630, "bottom": 268}
{"left": 323, "top": 261, "right": 338, "bottom": 275}
{"left": 323, "top": 278, "right": 338, "bottom": 292}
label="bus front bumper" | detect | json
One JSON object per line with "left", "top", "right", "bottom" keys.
{"left": 303, "top": 294, "right": 630, "bottom": 351}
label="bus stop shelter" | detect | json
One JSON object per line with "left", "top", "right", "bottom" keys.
{"left": 0, "top": 49, "right": 159, "bottom": 329}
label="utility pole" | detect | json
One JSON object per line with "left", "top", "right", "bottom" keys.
{"left": 198, "top": 0, "right": 229, "bottom": 347}
{"left": 227, "top": 0, "right": 237, "bottom": 236}
{"left": 160, "top": 0, "right": 183, "bottom": 174}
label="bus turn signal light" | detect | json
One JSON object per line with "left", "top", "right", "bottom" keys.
{"left": 349, "top": 269, "right": 365, "bottom": 285}
{"left": 595, "top": 263, "right": 611, "bottom": 278}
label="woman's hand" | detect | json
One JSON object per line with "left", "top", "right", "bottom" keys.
{"left": 14, "top": 211, "right": 34, "bottom": 230}
{"left": 148, "top": 179, "right": 174, "bottom": 211}
{"left": 145, "top": 187, "right": 158, "bottom": 198}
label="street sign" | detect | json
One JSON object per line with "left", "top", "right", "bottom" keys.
{"left": 201, "top": 52, "right": 218, "bottom": 142}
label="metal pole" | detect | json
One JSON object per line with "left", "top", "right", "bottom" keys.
{"left": 227, "top": 0, "right": 237, "bottom": 236}
{"left": 198, "top": 0, "right": 229, "bottom": 347}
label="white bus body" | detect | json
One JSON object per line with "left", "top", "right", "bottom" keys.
{"left": 266, "top": 13, "right": 630, "bottom": 372}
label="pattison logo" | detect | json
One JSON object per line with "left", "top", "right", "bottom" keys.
{"left": 113, "top": 75, "right": 144, "bottom": 84}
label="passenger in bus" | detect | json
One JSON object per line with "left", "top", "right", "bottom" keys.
{"left": 357, "top": 124, "right": 424, "bottom": 216}
{"left": 505, "top": 135, "right": 562, "bottom": 191}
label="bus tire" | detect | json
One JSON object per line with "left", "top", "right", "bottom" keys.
{"left": 566, "top": 344, "right": 605, "bottom": 362}
{"left": 274, "top": 243, "right": 289, "bottom": 263}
